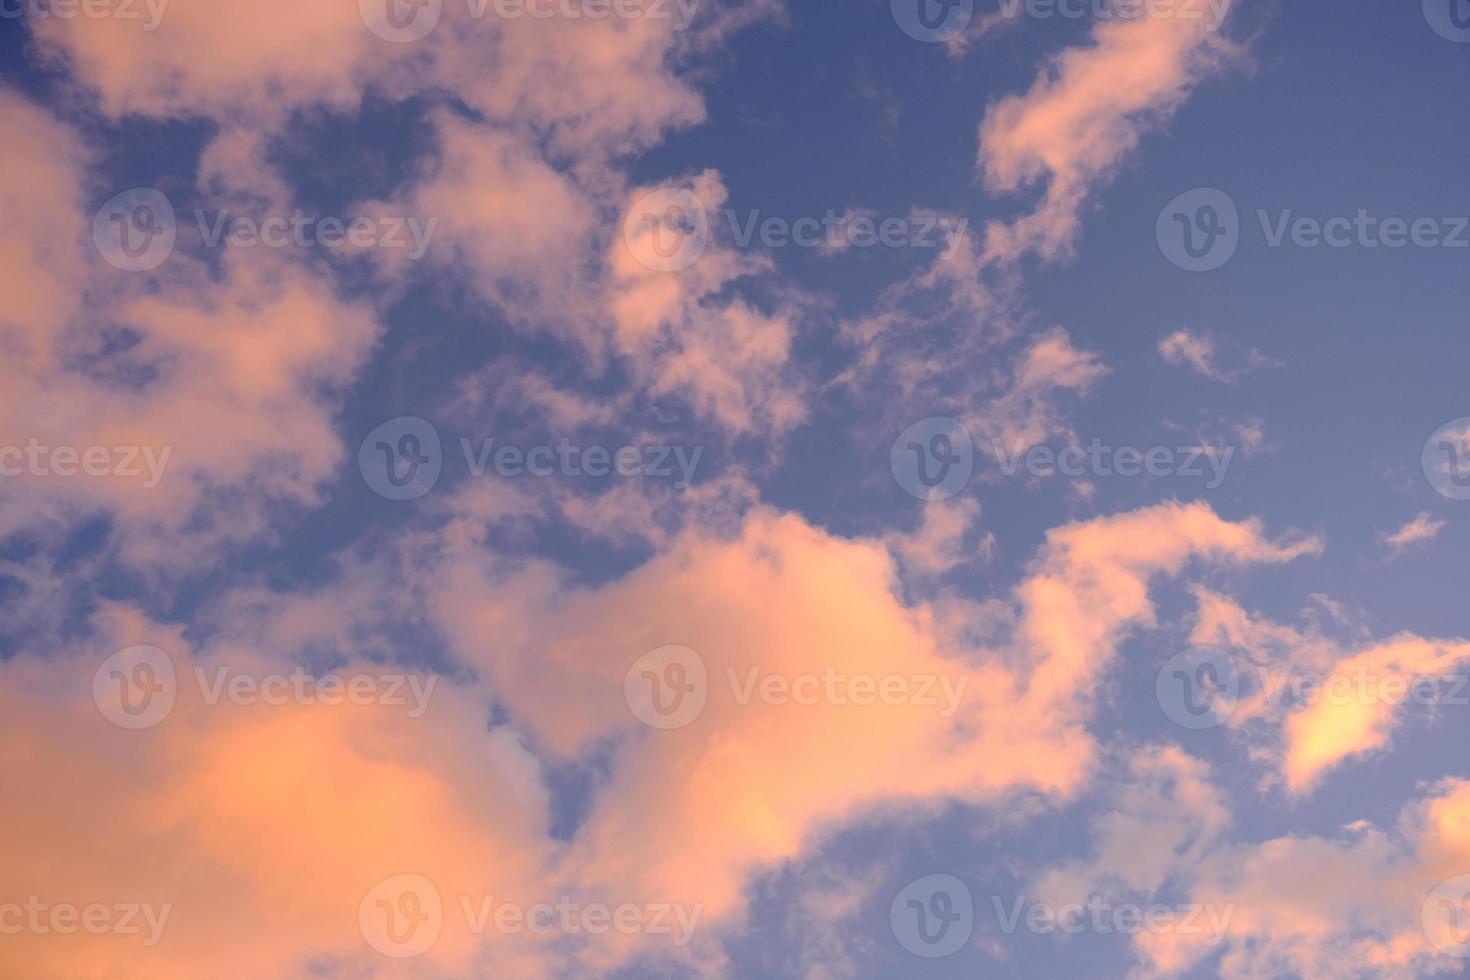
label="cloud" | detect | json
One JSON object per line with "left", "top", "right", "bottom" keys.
{"left": 0, "top": 604, "right": 557, "bottom": 980}
{"left": 419, "top": 498, "right": 1314, "bottom": 935}
{"left": 978, "top": 3, "right": 1242, "bottom": 262}
{"left": 1146, "top": 779, "right": 1470, "bottom": 979}
{"left": 1158, "top": 328, "right": 1276, "bottom": 383}
{"left": 1189, "top": 591, "right": 1470, "bottom": 794}
{"left": 0, "top": 91, "right": 380, "bottom": 564}
{"left": 1045, "top": 749, "right": 1470, "bottom": 980}
{"left": 1383, "top": 512, "right": 1447, "bottom": 554}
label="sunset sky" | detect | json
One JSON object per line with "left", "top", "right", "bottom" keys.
{"left": 3, "top": 1, "right": 1470, "bottom": 977}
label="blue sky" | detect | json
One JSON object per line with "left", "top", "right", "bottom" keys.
{"left": 2, "top": 1, "right": 1470, "bottom": 977}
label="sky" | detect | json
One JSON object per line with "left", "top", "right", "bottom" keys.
{"left": 1, "top": 0, "right": 1470, "bottom": 977}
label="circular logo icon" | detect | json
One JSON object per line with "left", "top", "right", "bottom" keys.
{"left": 1156, "top": 646, "right": 1241, "bottom": 730}
{"left": 891, "top": 0, "right": 974, "bottom": 42}
{"left": 890, "top": 417, "right": 974, "bottom": 501}
{"left": 1424, "top": 874, "right": 1470, "bottom": 958}
{"left": 359, "top": 417, "right": 442, "bottom": 501}
{"left": 93, "top": 645, "right": 177, "bottom": 730}
{"left": 1424, "top": 0, "right": 1470, "bottom": 42}
{"left": 1156, "top": 188, "right": 1240, "bottom": 272}
{"left": 360, "top": 874, "right": 442, "bottom": 958}
{"left": 1423, "top": 418, "right": 1470, "bottom": 501}
{"left": 890, "top": 874, "right": 973, "bottom": 958}
{"left": 621, "top": 188, "right": 709, "bottom": 272}
{"left": 92, "top": 188, "right": 177, "bottom": 273}
{"left": 359, "top": 0, "right": 442, "bottom": 42}
{"left": 624, "top": 645, "right": 708, "bottom": 730}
